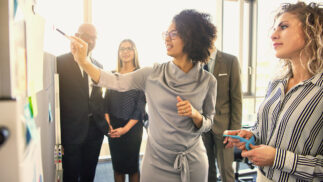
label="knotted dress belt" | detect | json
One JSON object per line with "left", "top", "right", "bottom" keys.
{"left": 149, "top": 135, "right": 200, "bottom": 182}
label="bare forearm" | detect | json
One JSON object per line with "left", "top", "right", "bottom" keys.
{"left": 192, "top": 111, "right": 203, "bottom": 128}
{"left": 124, "top": 119, "right": 138, "bottom": 132}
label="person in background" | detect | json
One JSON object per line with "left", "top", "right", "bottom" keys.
{"left": 202, "top": 27, "right": 242, "bottom": 182}
{"left": 57, "top": 23, "right": 108, "bottom": 182}
{"left": 70, "top": 9, "right": 217, "bottom": 182}
{"left": 224, "top": 2, "right": 323, "bottom": 182}
{"left": 104, "top": 39, "right": 146, "bottom": 182}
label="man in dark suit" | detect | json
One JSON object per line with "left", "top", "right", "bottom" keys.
{"left": 202, "top": 28, "right": 242, "bottom": 182}
{"left": 57, "top": 23, "right": 108, "bottom": 182}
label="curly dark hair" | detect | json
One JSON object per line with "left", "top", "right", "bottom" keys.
{"left": 173, "top": 9, "right": 216, "bottom": 63}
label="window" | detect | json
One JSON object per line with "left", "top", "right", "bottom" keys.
{"left": 92, "top": 0, "right": 219, "bottom": 70}
{"left": 223, "top": 0, "right": 257, "bottom": 122}
{"left": 37, "top": 0, "right": 83, "bottom": 56}
{"left": 223, "top": 0, "right": 252, "bottom": 94}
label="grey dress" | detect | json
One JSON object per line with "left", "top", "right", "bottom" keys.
{"left": 98, "top": 61, "right": 217, "bottom": 182}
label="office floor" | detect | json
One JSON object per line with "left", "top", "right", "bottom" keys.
{"left": 94, "top": 133, "right": 257, "bottom": 181}
{"left": 93, "top": 159, "right": 257, "bottom": 182}
{"left": 93, "top": 160, "right": 115, "bottom": 182}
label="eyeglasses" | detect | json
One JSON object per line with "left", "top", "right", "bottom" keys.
{"left": 120, "top": 47, "right": 134, "bottom": 52}
{"left": 162, "top": 30, "right": 178, "bottom": 40}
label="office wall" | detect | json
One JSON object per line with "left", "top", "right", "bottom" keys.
{"left": 37, "top": 52, "right": 57, "bottom": 182}
{"left": 0, "top": 0, "right": 58, "bottom": 181}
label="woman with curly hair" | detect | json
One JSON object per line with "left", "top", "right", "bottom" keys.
{"left": 224, "top": 2, "right": 323, "bottom": 182}
{"left": 71, "top": 9, "right": 217, "bottom": 182}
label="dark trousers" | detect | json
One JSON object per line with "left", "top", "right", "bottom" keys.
{"left": 202, "top": 130, "right": 235, "bottom": 182}
{"left": 62, "top": 121, "right": 104, "bottom": 182}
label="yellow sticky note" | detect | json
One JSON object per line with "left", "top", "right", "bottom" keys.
{"left": 31, "top": 94, "right": 38, "bottom": 117}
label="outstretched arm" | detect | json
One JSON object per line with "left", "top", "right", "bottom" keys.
{"left": 70, "top": 36, "right": 152, "bottom": 91}
{"left": 70, "top": 36, "right": 101, "bottom": 83}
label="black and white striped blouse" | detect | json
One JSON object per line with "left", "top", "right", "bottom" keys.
{"left": 251, "top": 72, "right": 323, "bottom": 182}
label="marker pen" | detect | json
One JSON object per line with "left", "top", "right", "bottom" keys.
{"left": 55, "top": 28, "right": 83, "bottom": 48}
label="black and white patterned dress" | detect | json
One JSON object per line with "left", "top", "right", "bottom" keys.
{"left": 104, "top": 88, "right": 146, "bottom": 174}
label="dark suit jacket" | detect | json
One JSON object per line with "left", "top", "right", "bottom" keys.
{"left": 211, "top": 51, "right": 242, "bottom": 135}
{"left": 57, "top": 53, "right": 108, "bottom": 145}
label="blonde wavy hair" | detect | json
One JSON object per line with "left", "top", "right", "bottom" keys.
{"left": 274, "top": 2, "right": 323, "bottom": 77}
{"left": 117, "top": 39, "right": 140, "bottom": 72}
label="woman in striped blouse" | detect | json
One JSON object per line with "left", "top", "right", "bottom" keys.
{"left": 224, "top": 2, "right": 322, "bottom": 182}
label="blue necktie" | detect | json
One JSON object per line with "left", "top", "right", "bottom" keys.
{"left": 203, "top": 64, "right": 209, "bottom": 71}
